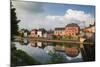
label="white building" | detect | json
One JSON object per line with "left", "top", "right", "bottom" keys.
{"left": 37, "top": 28, "right": 47, "bottom": 38}
{"left": 43, "top": 32, "right": 48, "bottom": 38}
{"left": 54, "top": 27, "right": 65, "bottom": 36}
{"left": 24, "top": 32, "right": 28, "bottom": 37}
{"left": 37, "top": 30, "right": 43, "bottom": 37}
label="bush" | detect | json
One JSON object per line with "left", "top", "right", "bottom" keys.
{"left": 11, "top": 45, "right": 41, "bottom": 66}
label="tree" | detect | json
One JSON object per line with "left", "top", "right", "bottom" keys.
{"left": 11, "top": 3, "right": 20, "bottom": 39}
{"left": 11, "top": 44, "right": 41, "bottom": 66}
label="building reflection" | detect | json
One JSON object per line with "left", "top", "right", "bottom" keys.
{"left": 18, "top": 38, "right": 82, "bottom": 58}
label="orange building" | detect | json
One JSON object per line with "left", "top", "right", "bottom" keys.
{"left": 64, "top": 23, "right": 80, "bottom": 36}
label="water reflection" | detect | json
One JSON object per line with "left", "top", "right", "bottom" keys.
{"left": 30, "top": 42, "right": 47, "bottom": 49}
{"left": 14, "top": 39, "right": 83, "bottom": 64}
{"left": 19, "top": 38, "right": 29, "bottom": 45}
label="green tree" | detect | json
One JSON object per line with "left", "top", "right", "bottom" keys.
{"left": 11, "top": 3, "right": 20, "bottom": 39}
{"left": 11, "top": 44, "right": 41, "bottom": 66}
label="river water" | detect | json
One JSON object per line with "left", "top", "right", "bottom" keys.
{"left": 12, "top": 39, "right": 83, "bottom": 64}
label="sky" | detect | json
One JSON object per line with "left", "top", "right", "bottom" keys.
{"left": 12, "top": 1, "right": 95, "bottom": 30}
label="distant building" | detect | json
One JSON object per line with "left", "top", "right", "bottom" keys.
{"left": 54, "top": 27, "right": 65, "bottom": 36}
{"left": 43, "top": 32, "right": 48, "bottom": 38}
{"left": 37, "top": 30, "right": 42, "bottom": 37}
{"left": 37, "top": 28, "right": 47, "bottom": 37}
{"left": 19, "top": 29, "right": 29, "bottom": 37}
{"left": 30, "top": 29, "right": 37, "bottom": 37}
{"left": 30, "top": 28, "right": 48, "bottom": 38}
{"left": 84, "top": 23, "right": 95, "bottom": 33}
{"left": 64, "top": 23, "right": 80, "bottom": 36}
{"left": 54, "top": 23, "right": 80, "bottom": 36}
{"left": 47, "top": 30, "right": 54, "bottom": 39}
{"left": 84, "top": 23, "right": 95, "bottom": 38}
{"left": 79, "top": 29, "right": 85, "bottom": 37}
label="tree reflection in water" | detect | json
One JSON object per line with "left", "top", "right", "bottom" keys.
{"left": 12, "top": 39, "right": 83, "bottom": 65}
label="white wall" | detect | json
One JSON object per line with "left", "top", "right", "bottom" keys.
{"left": 37, "top": 31, "right": 42, "bottom": 37}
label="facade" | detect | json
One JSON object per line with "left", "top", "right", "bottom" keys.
{"left": 30, "top": 28, "right": 47, "bottom": 38}
{"left": 24, "top": 32, "right": 28, "bottom": 37}
{"left": 43, "top": 32, "right": 48, "bottom": 38}
{"left": 64, "top": 23, "right": 80, "bottom": 36}
{"left": 84, "top": 23, "right": 95, "bottom": 33}
{"left": 30, "top": 29, "right": 37, "bottom": 37}
{"left": 54, "top": 28, "right": 65, "bottom": 36}
{"left": 47, "top": 30, "right": 54, "bottom": 39}
{"left": 84, "top": 23, "right": 95, "bottom": 38}
{"left": 37, "top": 29, "right": 47, "bottom": 37}
{"left": 37, "top": 30, "right": 42, "bottom": 37}
{"left": 19, "top": 29, "right": 28, "bottom": 37}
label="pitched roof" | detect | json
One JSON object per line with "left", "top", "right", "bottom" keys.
{"left": 55, "top": 27, "right": 65, "bottom": 30}
{"left": 65, "top": 23, "right": 79, "bottom": 27}
{"left": 31, "top": 29, "right": 37, "bottom": 31}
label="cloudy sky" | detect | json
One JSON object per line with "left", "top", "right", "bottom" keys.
{"left": 12, "top": 1, "right": 95, "bottom": 30}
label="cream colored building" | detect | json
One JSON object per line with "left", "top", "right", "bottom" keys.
{"left": 54, "top": 28, "right": 65, "bottom": 36}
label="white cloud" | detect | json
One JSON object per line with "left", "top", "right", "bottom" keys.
{"left": 46, "top": 9, "right": 95, "bottom": 29}
{"left": 14, "top": 5, "right": 94, "bottom": 30}
{"left": 12, "top": 1, "right": 95, "bottom": 30}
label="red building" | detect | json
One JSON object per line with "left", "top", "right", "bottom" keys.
{"left": 64, "top": 23, "right": 80, "bottom": 36}
{"left": 30, "top": 29, "right": 37, "bottom": 37}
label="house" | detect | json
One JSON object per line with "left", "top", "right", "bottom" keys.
{"left": 19, "top": 29, "right": 29, "bottom": 37}
{"left": 64, "top": 23, "right": 80, "bottom": 36}
{"left": 84, "top": 23, "right": 95, "bottom": 33}
{"left": 30, "top": 29, "right": 37, "bottom": 37}
{"left": 54, "top": 27, "right": 65, "bottom": 36}
{"left": 30, "top": 28, "right": 48, "bottom": 38}
{"left": 43, "top": 32, "right": 48, "bottom": 38}
{"left": 37, "top": 30, "right": 42, "bottom": 37}
{"left": 84, "top": 23, "right": 95, "bottom": 38}
{"left": 24, "top": 29, "right": 29, "bottom": 37}
{"left": 37, "top": 28, "right": 47, "bottom": 37}
{"left": 47, "top": 30, "right": 54, "bottom": 39}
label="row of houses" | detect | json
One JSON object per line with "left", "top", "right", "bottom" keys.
{"left": 29, "top": 23, "right": 80, "bottom": 38}
{"left": 55, "top": 23, "right": 95, "bottom": 37}
{"left": 19, "top": 23, "right": 95, "bottom": 38}
{"left": 29, "top": 28, "right": 53, "bottom": 39}
{"left": 29, "top": 29, "right": 47, "bottom": 37}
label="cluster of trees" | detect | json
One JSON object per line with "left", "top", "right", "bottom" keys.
{"left": 11, "top": 3, "right": 20, "bottom": 40}
{"left": 11, "top": 3, "right": 40, "bottom": 66}
{"left": 11, "top": 44, "right": 41, "bottom": 66}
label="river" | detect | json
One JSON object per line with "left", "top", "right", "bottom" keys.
{"left": 12, "top": 39, "right": 83, "bottom": 64}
